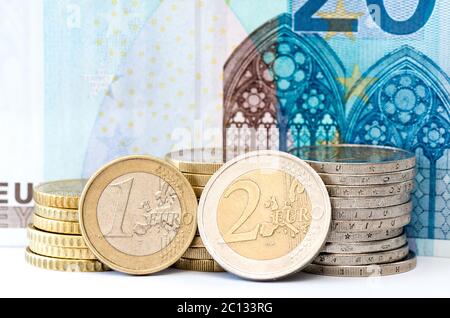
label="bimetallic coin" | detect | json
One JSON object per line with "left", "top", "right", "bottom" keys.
{"left": 304, "top": 252, "right": 416, "bottom": 277}
{"left": 25, "top": 248, "right": 109, "bottom": 272}
{"left": 33, "top": 179, "right": 87, "bottom": 209}
{"left": 183, "top": 173, "right": 212, "bottom": 187}
{"left": 326, "top": 180, "right": 414, "bottom": 197}
{"left": 182, "top": 247, "right": 213, "bottom": 260}
{"left": 79, "top": 156, "right": 198, "bottom": 275}
{"left": 27, "top": 225, "right": 87, "bottom": 248}
{"left": 314, "top": 245, "right": 409, "bottom": 266}
{"left": 322, "top": 234, "right": 407, "bottom": 254}
{"left": 331, "top": 214, "right": 411, "bottom": 232}
{"left": 34, "top": 204, "right": 79, "bottom": 222}
{"left": 28, "top": 241, "right": 96, "bottom": 260}
{"left": 318, "top": 169, "right": 416, "bottom": 186}
{"left": 33, "top": 214, "right": 81, "bottom": 235}
{"left": 330, "top": 192, "right": 410, "bottom": 209}
{"left": 198, "top": 150, "right": 332, "bottom": 281}
{"left": 332, "top": 201, "right": 412, "bottom": 220}
{"left": 173, "top": 258, "right": 225, "bottom": 272}
{"left": 327, "top": 228, "right": 403, "bottom": 243}
{"left": 190, "top": 235, "right": 205, "bottom": 248}
{"left": 165, "top": 148, "right": 227, "bottom": 174}
{"left": 291, "top": 144, "right": 416, "bottom": 175}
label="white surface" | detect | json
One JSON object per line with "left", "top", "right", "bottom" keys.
{"left": 1, "top": 247, "right": 449, "bottom": 298}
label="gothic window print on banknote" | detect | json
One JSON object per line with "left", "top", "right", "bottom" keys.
{"left": 224, "top": 14, "right": 346, "bottom": 153}
{"left": 223, "top": 0, "right": 450, "bottom": 255}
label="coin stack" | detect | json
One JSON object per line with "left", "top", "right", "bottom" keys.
{"left": 25, "top": 180, "right": 109, "bottom": 272}
{"left": 165, "top": 148, "right": 234, "bottom": 272}
{"left": 291, "top": 145, "right": 417, "bottom": 277}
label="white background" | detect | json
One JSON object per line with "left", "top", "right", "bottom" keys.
{"left": 1, "top": 247, "right": 449, "bottom": 298}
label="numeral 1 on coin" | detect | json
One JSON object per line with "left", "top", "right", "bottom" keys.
{"left": 105, "top": 178, "right": 134, "bottom": 237}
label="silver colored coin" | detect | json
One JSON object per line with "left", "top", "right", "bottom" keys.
{"left": 327, "top": 228, "right": 403, "bottom": 243}
{"left": 322, "top": 234, "right": 408, "bottom": 254}
{"left": 331, "top": 214, "right": 411, "bottom": 232}
{"left": 332, "top": 201, "right": 412, "bottom": 220}
{"left": 326, "top": 180, "right": 414, "bottom": 197}
{"left": 319, "top": 169, "right": 416, "bottom": 186}
{"left": 330, "top": 192, "right": 410, "bottom": 209}
{"left": 314, "top": 244, "right": 409, "bottom": 266}
{"left": 291, "top": 144, "right": 416, "bottom": 175}
{"left": 304, "top": 252, "right": 416, "bottom": 277}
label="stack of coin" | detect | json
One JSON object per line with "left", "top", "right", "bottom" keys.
{"left": 26, "top": 180, "right": 109, "bottom": 272}
{"left": 291, "top": 145, "right": 417, "bottom": 277}
{"left": 166, "top": 148, "right": 237, "bottom": 272}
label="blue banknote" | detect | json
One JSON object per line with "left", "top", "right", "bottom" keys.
{"left": 32, "top": 0, "right": 450, "bottom": 256}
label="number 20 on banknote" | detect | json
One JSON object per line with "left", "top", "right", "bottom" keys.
{"left": 294, "top": 0, "right": 435, "bottom": 35}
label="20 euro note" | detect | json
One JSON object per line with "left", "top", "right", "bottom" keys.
{"left": 1, "top": 0, "right": 449, "bottom": 257}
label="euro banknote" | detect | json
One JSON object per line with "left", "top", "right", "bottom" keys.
{"left": 0, "top": 0, "right": 449, "bottom": 257}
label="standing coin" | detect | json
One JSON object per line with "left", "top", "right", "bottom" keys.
{"left": 198, "top": 150, "right": 331, "bottom": 281}
{"left": 291, "top": 144, "right": 416, "bottom": 174}
{"left": 318, "top": 169, "right": 416, "bottom": 186}
{"left": 33, "top": 179, "right": 87, "bottom": 209}
{"left": 79, "top": 156, "right": 198, "bottom": 275}
{"left": 326, "top": 180, "right": 414, "bottom": 197}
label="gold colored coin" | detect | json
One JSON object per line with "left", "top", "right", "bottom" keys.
{"left": 25, "top": 248, "right": 109, "bottom": 272}
{"left": 190, "top": 235, "right": 205, "bottom": 247}
{"left": 165, "top": 148, "right": 227, "bottom": 174}
{"left": 182, "top": 173, "right": 212, "bottom": 187}
{"left": 173, "top": 258, "right": 225, "bottom": 272}
{"left": 192, "top": 186, "right": 204, "bottom": 198}
{"left": 79, "top": 155, "right": 198, "bottom": 275}
{"left": 34, "top": 203, "right": 79, "bottom": 222}
{"left": 182, "top": 247, "right": 213, "bottom": 260}
{"left": 33, "top": 179, "right": 87, "bottom": 209}
{"left": 29, "top": 241, "right": 96, "bottom": 260}
{"left": 33, "top": 214, "right": 81, "bottom": 235}
{"left": 27, "top": 225, "right": 87, "bottom": 248}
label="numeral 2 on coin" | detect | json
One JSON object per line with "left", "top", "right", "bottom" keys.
{"left": 223, "top": 180, "right": 261, "bottom": 243}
